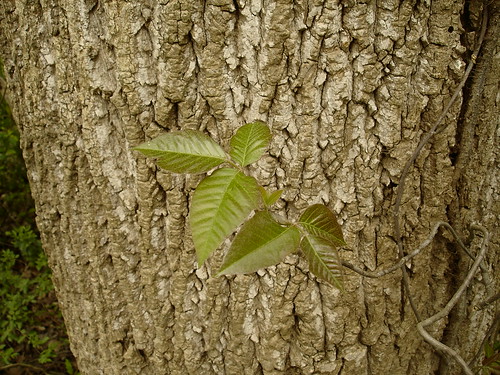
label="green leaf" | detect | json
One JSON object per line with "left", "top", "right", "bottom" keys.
{"left": 298, "top": 205, "right": 346, "bottom": 288}
{"left": 65, "top": 359, "right": 75, "bottom": 375}
{"left": 229, "top": 121, "right": 271, "bottom": 167}
{"left": 485, "top": 342, "right": 495, "bottom": 358}
{"left": 298, "top": 204, "right": 346, "bottom": 247}
{"left": 217, "top": 211, "right": 300, "bottom": 275}
{"left": 301, "top": 234, "right": 344, "bottom": 290}
{"left": 190, "top": 168, "right": 261, "bottom": 266}
{"left": 134, "top": 130, "right": 227, "bottom": 173}
{"left": 259, "top": 187, "right": 283, "bottom": 207}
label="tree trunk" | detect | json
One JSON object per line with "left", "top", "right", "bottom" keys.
{"left": 1, "top": 0, "right": 498, "bottom": 374}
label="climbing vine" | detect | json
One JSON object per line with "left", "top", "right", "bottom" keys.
{"left": 134, "top": 4, "right": 495, "bottom": 374}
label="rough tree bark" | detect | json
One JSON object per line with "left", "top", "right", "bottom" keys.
{"left": 0, "top": 0, "right": 498, "bottom": 374}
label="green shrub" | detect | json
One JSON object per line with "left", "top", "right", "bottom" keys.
{"left": 0, "top": 94, "right": 35, "bottom": 234}
{"left": 0, "top": 67, "right": 79, "bottom": 374}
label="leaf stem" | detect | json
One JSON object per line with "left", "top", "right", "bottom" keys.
{"left": 224, "top": 154, "right": 245, "bottom": 172}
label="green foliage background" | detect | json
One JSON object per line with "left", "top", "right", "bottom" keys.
{"left": 0, "top": 67, "right": 78, "bottom": 374}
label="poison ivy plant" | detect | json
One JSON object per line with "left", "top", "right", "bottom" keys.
{"left": 135, "top": 121, "right": 347, "bottom": 289}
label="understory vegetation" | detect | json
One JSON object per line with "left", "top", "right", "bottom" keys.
{"left": 0, "top": 73, "right": 79, "bottom": 374}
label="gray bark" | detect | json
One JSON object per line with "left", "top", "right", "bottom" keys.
{"left": 0, "top": 0, "right": 498, "bottom": 374}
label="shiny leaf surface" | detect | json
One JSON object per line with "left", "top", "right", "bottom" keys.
{"left": 298, "top": 204, "right": 346, "bottom": 247}
{"left": 217, "top": 211, "right": 300, "bottom": 275}
{"left": 301, "top": 234, "right": 344, "bottom": 290}
{"left": 229, "top": 121, "right": 271, "bottom": 167}
{"left": 134, "top": 130, "right": 227, "bottom": 173}
{"left": 190, "top": 168, "right": 260, "bottom": 266}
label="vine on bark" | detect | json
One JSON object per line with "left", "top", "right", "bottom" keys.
{"left": 384, "top": 4, "right": 494, "bottom": 374}
{"left": 133, "top": 4, "right": 495, "bottom": 373}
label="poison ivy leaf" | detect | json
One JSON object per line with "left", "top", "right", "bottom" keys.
{"left": 134, "top": 130, "right": 227, "bottom": 173}
{"left": 229, "top": 121, "right": 271, "bottom": 167}
{"left": 259, "top": 187, "right": 283, "bottom": 207}
{"left": 301, "top": 234, "right": 344, "bottom": 290}
{"left": 190, "top": 168, "right": 260, "bottom": 266}
{"left": 298, "top": 204, "right": 346, "bottom": 247}
{"left": 217, "top": 211, "right": 300, "bottom": 275}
